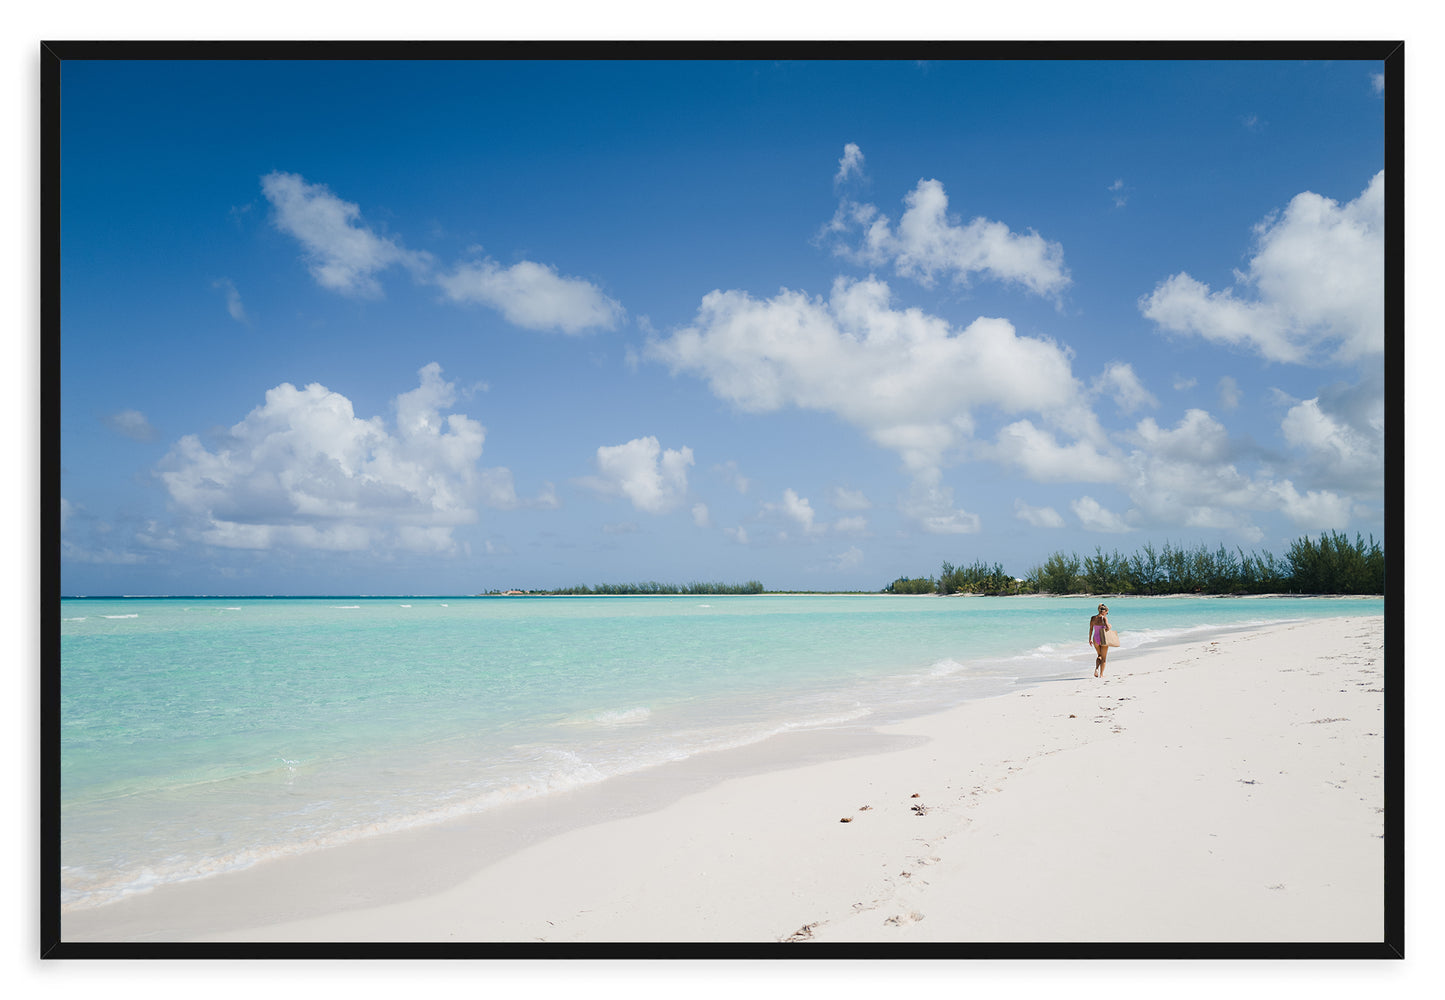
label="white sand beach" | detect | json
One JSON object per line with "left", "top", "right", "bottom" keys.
{"left": 63, "top": 615, "right": 1386, "bottom": 945}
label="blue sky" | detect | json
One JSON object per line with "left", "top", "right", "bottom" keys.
{"left": 57, "top": 58, "right": 1388, "bottom": 595}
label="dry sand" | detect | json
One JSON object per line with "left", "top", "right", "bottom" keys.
{"left": 63, "top": 615, "right": 1386, "bottom": 946}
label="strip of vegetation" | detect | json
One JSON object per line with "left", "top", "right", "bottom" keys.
{"left": 483, "top": 580, "right": 766, "bottom": 596}
{"left": 884, "top": 532, "right": 1384, "bottom": 596}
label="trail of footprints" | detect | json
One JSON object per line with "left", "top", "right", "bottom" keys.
{"left": 785, "top": 638, "right": 1383, "bottom": 942}
{"left": 787, "top": 789, "right": 957, "bottom": 940}
{"left": 789, "top": 691, "right": 1132, "bottom": 941}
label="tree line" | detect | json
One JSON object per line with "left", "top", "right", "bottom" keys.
{"left": 486, "top": 580, "right": 767, "bottom": 596}
{"left": 884, "top": 532, "right": 1384, "bottom": 597}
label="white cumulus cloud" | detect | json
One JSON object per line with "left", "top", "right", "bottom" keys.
{"left": 104, "top": 409, "right": 156, "bottom": 442}
{"left": 1014, "top": 499, "right": 1065, "bottom": 528}
{"left": 650, "top": 275, "right": 1094, "bottom": 480}
{"left": 823, "top": 155, "right": 1070, "bottom": 299}
{"left": 1130, "top": 409, "right": 1233, "bottom": 464}
{"left": 1091, "top": 361, "right": 1159, "bottom": 415}
{"left": 835, "top": 142, "right": 865, "bottom": 186}
{"left": 1115, "top": 408, "right": 1356, "bottom": 537}
{"left": 1282, "top": 398, "right": 1371, "bottom": 466}
{"left": 158, "top": 364, "right": 492, "bottom": 553}
{"left": 580, "top": 436, "right": 694, "bottom": 514}
{"left": 765, "top": 488, "right": 823, "bottom": 536}
{"left": 261, "top": 171, "right": 431, "bottom": 297}
{"left": 986, "top": 420, "right": 1119, "bottom": 483}
{"left": 1267, "top": 481, "right": 1354, "bottom": 531}
{"left": 1277, "top": 374, "right": 1384, "bottom": 495}
{"left": 436, "top": 257, "right": 624, "bottom": 334}
{"left": 901, "top": 476, "right": 981, "bottom": 535}
{"left": 1139, "top": 171, "right": 1383, "bottom": 364}
{"left": 263, "top": 170, "right": 622, "bottom": 334}
{"left": 650, "top": 275, "right": 1100, "bottom": 534}
{"left": 1071, "top": 496, "right": 1133, "bottom": 533}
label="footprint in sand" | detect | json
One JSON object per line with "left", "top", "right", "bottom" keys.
{"left": 884, "top": 912, "right": 925, "bottom": 926}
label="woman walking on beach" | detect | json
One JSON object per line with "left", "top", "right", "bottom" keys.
{"left": 1089, "top": 603, "right": 1112, "bottom": 677}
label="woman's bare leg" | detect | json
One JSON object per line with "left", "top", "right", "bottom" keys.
{"left": 1097, "top": 644, "right": 1108, "bottom": 676}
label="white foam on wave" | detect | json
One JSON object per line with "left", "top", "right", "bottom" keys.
{"left": 557, "top": 706, "right": 653, "bottom": 727}
{"left": 64, "top": 617, "right": 87, "bottom": 622}
{"left": 772, "top": 706, "right": 872, "bottom": 731}
{"left": 102, "top": 614, "right": 138, "bottom": 619}
{"left": 592, "top": 707, "right": 652, "bottom": 726}
{"left": 60, "top": 699, "right": 891, "bottom": 912}
{"left": 925, "top": 657, "right": 969, "bottom": 678}
{"left": 1107, "top": 619, "right": 1288, "bottom": 651}
{"left": 656, "top": 706, "right": 875, "bottom": 763}
{"left": 331, "top": 605, "right": 361, "bottom": 610}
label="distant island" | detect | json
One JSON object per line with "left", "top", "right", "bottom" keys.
{"left": 480, "top": 581, "right": 766, "bottom": 596}
{"left": 885, "top": 531, "right": 1384, "bottom": 597}
{"left": 480, "top": 532, "right": 1384, "bottom": 599}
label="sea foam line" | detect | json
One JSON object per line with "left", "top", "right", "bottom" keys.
{"left": 61, "top": 698, "right": 888, "bottom": 912}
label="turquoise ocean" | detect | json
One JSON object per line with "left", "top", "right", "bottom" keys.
{"left": 60, "top": 594, "right": 1383, "bottom": 911}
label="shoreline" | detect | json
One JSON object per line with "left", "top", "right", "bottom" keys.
{"left": 62, "top": 614, "right": 1385, "bottom": 945}
{"left": 61, "top": 592, "right": 1386, "bottom": 599}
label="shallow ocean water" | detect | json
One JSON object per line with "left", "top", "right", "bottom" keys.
{"left": 59, "top": 593, "right": 1383, "bottom": 909}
